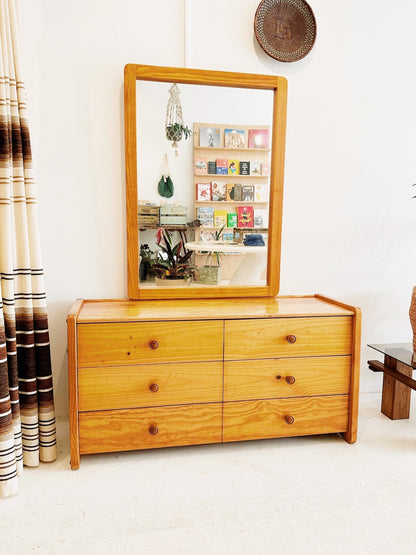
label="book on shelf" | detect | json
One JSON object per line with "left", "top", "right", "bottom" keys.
{"left": 196, "top": 183, "right": 212, "bottom": 201}
{"left": 250, "top": 161, "right": 261, "bottom": 176}
{"left": 231, "top": 183, "right": 242, "bottom": 201}
{"left": 248, "top": 128, "right": 269, "bottom": 149}
{"left": 227, "top": 213, "right": 238, "bottom": 228}
{"left": 211, "top": 181, "right": 227, "bottom": 201}
{"left": 254, "top": 208, "right": 269, "bottom": 228}
{"left": 237, "top": 206, "right": 254, "bottom": 227}
{"left": 242, "top": 185, "right": 254, "bottom": 202}
{"left": 195, "top": 157, "right": 208, "bottom": 175}
{"left": 207, "top": 161, "right": 217, "bottom": 175}
{"left": 224, "top": 128, "right": 246, "bottom": 149}
{"left": 200, "top": 230, "right": 216, "bottom": 242}
{"left": 261, "top": 162, "right": 270, "bottom": 176}
{"left": 199, "top": 126, "right": 220, "bottom": 147}
{"left": 255, "top": 184, "right": 268, "bottom": 202}
{"left": 226, "top": 183, "right": 235, "bottom": 202}
{"left": 216, "top": 158, "right": 228, "bottom": 175}
{"left": 228, "top": 159, "right": 239, "bottom": 175}
{"left": 222, "top": 231, "right": 234, "bottom": 242}
{"left": 197, "top": 206, "right": 214, "bottom": 228}
{"left": 214, "top": 210, "right": 228, "bottom": 228}
{"left": 239, "top": 161, "right": 250, "bottom": 175}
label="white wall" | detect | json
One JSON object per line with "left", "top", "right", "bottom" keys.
{"left": 17, "top": 0, "right": 416, "bottom": 416}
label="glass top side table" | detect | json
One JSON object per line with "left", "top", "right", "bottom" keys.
{"left": 368, "top": 342, "right": 416, "bottom": 420}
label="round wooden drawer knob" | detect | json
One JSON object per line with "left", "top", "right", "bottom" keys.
{"left": 286, "top": 375, "right": 296, "bottom": 385}
{"left": 286, "top": 334, "right": 297, "bottom": 344}
{"left": 285, "top": 415, "right": 295, "bottom": 425}
{"left": 149, "top": 425, "right": 159, "bottom": 435}
{"left": 149, "top": 383, "right": 159, "bottom": 392}
{"left": 149, "top": 340, "right": 159, "bottom": 350}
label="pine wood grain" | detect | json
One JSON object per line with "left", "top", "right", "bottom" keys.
{"left": 66, "top": 299, "right": 84, "bottom": 470}
{"left": 79, "top": 403, "right": 222, "bottom": 454}
{"left": 224, "top": 356, "right": 351, "bottom": 402}
{"left": 223, "top": 396, "right": 349, "bottom": 442}
{"left": 78, "top": 361, "right": 223, "bottom": 411}
{"left": 224, "top": 316, "right": 352, "bottom": 360}
{"left": 75, "top": 296, "right": 354, "bottom": 323}
{"left": 124, "top": 64, "right": 287, "bottom": 300}
{"left": 77, "top": 320, "right": 223, "bottom": 367}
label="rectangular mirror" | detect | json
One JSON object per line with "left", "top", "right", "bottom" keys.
{"left": 124, "top": 64, "right": 287, "bottom": 300}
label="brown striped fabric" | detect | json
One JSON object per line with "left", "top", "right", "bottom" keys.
{"left": 0, "top": 0, "right": 56, "bottom": 497}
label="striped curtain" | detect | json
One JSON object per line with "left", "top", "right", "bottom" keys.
{"left": 0, "top": 0, "right": 56, "bottom": 498}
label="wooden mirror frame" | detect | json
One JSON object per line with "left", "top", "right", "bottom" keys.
{"left": 124, "top": 64, "right": 287, "bottom": 300}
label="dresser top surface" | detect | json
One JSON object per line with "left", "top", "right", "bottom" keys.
{"left": 71, "top": 296, "right": 356, "bottom": 323}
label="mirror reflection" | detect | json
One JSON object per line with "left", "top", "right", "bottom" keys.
{"left": 136, "top": 81, "right": 273, "bottom": 289}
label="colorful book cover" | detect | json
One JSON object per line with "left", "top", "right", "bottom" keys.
{"left": 254, "top": 208, "right": 269, "bottom": 228}
{"left": 197, "top": 206, "right": 214, "bottom": 227}
{"left": 261, "top": 162, "right": 270, "bottom": 176}
{"left": 214, "top": 210, "right": 228, "bottom": 228}
{"left": 255, "top": 184, "right": 268, "bottom": 202}
{"left": 228, "top": 159, "right": 239, "bottom": 175}
{"left": 227, "top": 213, "right": 238, "bottom": 228}
{"left": 199, "top": 126, "right": 220, "bottom": 147}
{"left": 248, "top": 128, "right": 269, "bottom": 149}
{"left": 195, "top": 157, "right": 208, "bottom": 175}
{"left": 242, "top": 185, "right": 254, "bottom": 202}
{"left": 196, "top": 183, "right": 212, "bottom": 201}
{"left": 222, "top": 231, "right": 234, "bottom": 242}
{"left": 207, "top": 161, "right": 217, "bottom": 175}
{"left": 250, "top": 161, "right": 261, "bottom": 176}
{"left": 239, "top": 161, "right": 250, "bottom": 175}
{"left": 224, "top": 128, "right": 246, "bottom": 149}
{"left": 216, "top": 158, "right": 228, "bottom": 175}
{"left": 237, "top": 206, "right": 254, "bottom": 228}
{"left": 211, "top": 181, "right": 227, "bottom": 201}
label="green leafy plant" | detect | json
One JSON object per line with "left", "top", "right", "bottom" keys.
{"left": 166, "top": 123, "right": 193, "bottom": 142}
{"left": 153, "top": 228, "right": 197, "bottom": 280}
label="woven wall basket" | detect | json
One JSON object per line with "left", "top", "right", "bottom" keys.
{"left": 409, "top": 286, "right": 416, "bottom": 353}
{"left": 254, "top": 0, "right": 317, "bottom": 62}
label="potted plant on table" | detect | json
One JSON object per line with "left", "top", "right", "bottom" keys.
{"left": 153, "top": 227, "right": 198, "bottom": 285}
{"left": 198, "top": 226, "right": 224, "bottom": 285}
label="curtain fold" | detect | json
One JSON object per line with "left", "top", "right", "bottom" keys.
{"left": 0, "top": 0, "right": 56, "bottom": 498}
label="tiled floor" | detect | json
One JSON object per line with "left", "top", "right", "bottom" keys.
{"left": 2, "top": 394, "right": 416, "bottom": 555}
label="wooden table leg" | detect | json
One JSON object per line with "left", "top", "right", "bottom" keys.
{"left": 381, "top": 355, "right": 413, "bottom": 420}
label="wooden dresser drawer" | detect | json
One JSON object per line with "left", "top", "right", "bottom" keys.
{"left": 223, "top": 395, "right": 349, "bottom": 442}
{"left": 77, "top": 320, "right": 223, "bottom": 367}
{"left": 78, "top": 361, "right": 223, "bottom": 411}
{"left": 224, "top": 356, "right": 351, "bottom": 401}
{"left": 224, "top": 316, "right": 352, "bottom": 360}
{"left": 79, "top": 403, "right": 222, "bottom": 454}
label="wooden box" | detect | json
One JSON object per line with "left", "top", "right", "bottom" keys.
{"left": 138, "top": 205, "right": 159, "bottom": 228}
{"left": 160, "top": 204, "right": 187, "bottom": 226}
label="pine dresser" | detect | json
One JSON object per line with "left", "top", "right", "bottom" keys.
{"left": 67, "top": 295, "right": 361, "bottom": 469}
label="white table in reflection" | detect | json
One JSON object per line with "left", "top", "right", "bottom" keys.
{"left": 185, "top": 241, "right": 267, "bottom": 285}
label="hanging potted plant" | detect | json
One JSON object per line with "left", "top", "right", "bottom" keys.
{"left": 153, "top": 228, "right": 198, "bottom": 285}
{"left": 165, "top": 83, "right": 194, "bottom": 148}
{"left": 165, "top": 123, "right": 193, "bottom": 145}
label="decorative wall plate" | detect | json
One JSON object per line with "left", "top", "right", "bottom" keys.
{"left": 254, "top": 0, "right": 317, "bottom": 62}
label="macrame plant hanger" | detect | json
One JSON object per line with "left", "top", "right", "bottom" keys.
{"left": 165, "top": 83, "right": 184, "bottom": 156}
